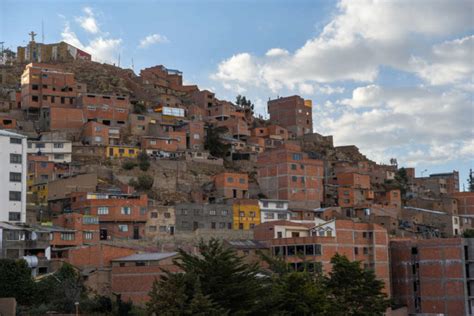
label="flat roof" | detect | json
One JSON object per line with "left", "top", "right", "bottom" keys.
{"left": 112, "top": 252, "right": 178, "bottom": 262}
{"left": 0, "top": 129, "right": 27, "bottom": 138}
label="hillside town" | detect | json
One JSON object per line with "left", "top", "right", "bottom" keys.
{"left": 0, "top": 33, "right": 473, "bottom": 315}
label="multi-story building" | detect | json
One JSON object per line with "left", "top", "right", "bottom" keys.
{"left": 27, "top": 137, "right": 72, "bottom": 163}
{"left": 81, "top": 121, "right": 120, "bottom": 146}
{"left": 267, "top": 95, "right": 312, "bottom": 138}
{"left": 0, "top": 222, "right": 51, "bottom": 275}
{"left": 20, "top": 63, "right": 86, "bottom": 112}
{"left": 259, "top": 199, "right": 291, "bottom": 223}
{"left": 68, "top": 192, "right": 148, "bottom": 240}
{"left": 255, "top": 219, "right": 390, "bottom": 295}
{"left": 175, "top": 203, "right": 233, "bottom": 232}
{"left": 214, "top": 172, "right": 249, "bottom": 199}
{"left": 146, "top": 200, "right": 176, "bottom": 238}
{"left": 390, "top": 238, "right": 471, "bottom": 315}
{"left": 233, "top": 199, "right": 261, "bottom": 230}
{"left": 141, "top": 132, "right": 186, "bottom": 156}
{"left": 453, "top": 191, "right": 474, "bottom": 215}
{"left": 257, "top": 143, "right": 324, "bottom": 209}
{"left": 78, "top": 93, "right": 130, "bottom": 127}
{"left": 27, "top": 154, "right": 55, "bottom": 184}
{"left": 0, "top": 130, "right": 27, "bottom": 223}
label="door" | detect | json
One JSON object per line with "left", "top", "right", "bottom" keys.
{"left": 109, "top": 148, "right": 114, "bottom": 157}
{"left": 133, "top": 226, "right": 140, "bottom": 240}
{"left": 169, "top": 226, "right": 175, "bottom": 235}
{"left": 100, "top": 229, "right": 108, "bottom": 240}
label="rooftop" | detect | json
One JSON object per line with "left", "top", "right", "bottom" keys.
{"left": 112, "top": 252, "right": 178, "bottom": 262}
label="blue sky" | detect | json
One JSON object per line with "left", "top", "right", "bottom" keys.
{"left": 1, "top": 0, "right": 473, "bottom": 188}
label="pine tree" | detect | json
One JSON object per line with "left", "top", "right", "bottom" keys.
{"left": 326, "top": 254, "right": 389, "bottom": 315}
{"left": 187, "top": 279, "right": 226, "bottom": 316}
{"left": 147, "top": 272, "right": 188, "bottom": 315}
{"left": 468, "top": 169, "right": 474, "bottom": 192}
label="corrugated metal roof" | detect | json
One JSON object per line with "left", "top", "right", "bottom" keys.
{"left": 112, "top": 252, "right": 178, "bottom": 262}
{"left": 226, "top": 240, "right": 268, "bottom": 249}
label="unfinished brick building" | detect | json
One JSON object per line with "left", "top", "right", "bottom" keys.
{"left": 390, "top": 238, "right": 471, "bottom": 315}
{"left": 267, "top": 95, "right": 313, "bottom": 138}
{"left": 257, "top": 143, "right": 324, "bottom": 209}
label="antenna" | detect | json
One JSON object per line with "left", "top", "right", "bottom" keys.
{"left": 41, "top": 20, "right": 44, "bottom": 43}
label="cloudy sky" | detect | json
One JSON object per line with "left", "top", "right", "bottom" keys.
{"left": 1, "top": 0, "right": 473, "bottom": 188}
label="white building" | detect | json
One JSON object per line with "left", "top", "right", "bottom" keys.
{"left": 27, "top": 139, "right": 72, "bottom": 163}
{"left": 259, "top": 199, "right": 291, "bottom": 223}
{"left": 0, "top": 130, "right": 27, "bottom": 223}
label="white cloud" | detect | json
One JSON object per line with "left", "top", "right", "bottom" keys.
{"left": 211, "top": 0, "right": 474, "bottom": 91}
{"left": 139, "top": 33, "right": 169, "bottom": 48}
{"left": 61, "top": 22, "right": 122, "bottom": 64}
{"left": 75, "top": 7, "right": 99, "bottom": 34}
{"left": 298, "top": 83, "right": 314, "bottom": 95}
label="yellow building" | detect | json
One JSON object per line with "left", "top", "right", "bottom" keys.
{"left": 233, "top": 199, "right": 261, "bottom": 230}
{"left": 28, "top": 182, "right": 48, "bottom": 206}
{"left": 105, "top": 145, "right": 140, "bottom": 158}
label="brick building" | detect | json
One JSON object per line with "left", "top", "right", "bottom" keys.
{"left": 77, "top": 93, "right": 130, "bottom": 127}
{"left": 453, "top": 192, "right": 474, "bottom": 215}
{"left": 267, "top": 95, "right": 312, "bottom": 138}
{"left": 111, "top": 252, "right": 179, "bottom": 304}
{"left": 255, "top": 219, "right": 390, "bottom": 295}
{"left": 390, "top": 238, "right": 472, "bottom": 315}
{"left": 146, "top": 201, "right": 176, "bottom": 238}
{"left": 68, "top": 192, "right": 148, "bottom": 240}
{"left": 81, "top": 121, "right": 120, "bottom": 146}
{"left": 257, "top": 143, "right": 324, "bottom": 209}
{"left": 214, "top": 172, "right": 249, "bottom": 199}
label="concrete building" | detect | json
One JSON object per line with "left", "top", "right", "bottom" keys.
{"left": 146, "top": 201, "right": 176, "bottom": 239}
{"left": 0, "top": 130, "right": 27, "bottom": 223}
{"left": 69, "top": 192, "right": 148, "bottom": 240}
{"left": 17, "top": 34, "right": 91, "bottom": 63}
{"left": 390, "top": 238, "right": 471, "bottom": 315}
{"left": 0, "top": 222, "right": 51, "bottom": 275}
{"left": 233, "top": 199, "right": 261, "bottom": 230}
{"left": 257, "top": 143, "right": 324, "bottom": 209}
{"left": 267, "top": 95, "right": 313, "bottom": 138}
{"left": 175, "top": 203, "right": 233, "bottom": 232}
{"left": 27, "top": 137, "right": 72, "bottom": 163}
{"left": 255, "top": 219, "right": 391, "bottom": 295}
{"left": 259, "top": 199, "right": 291, "bottom": 223}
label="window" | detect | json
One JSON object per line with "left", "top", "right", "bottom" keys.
{"left": 43, "top": 95, "right": 47, "bottom": 101}
{"left": 211, "top": 222, "right": 216, "bottom": 229}
{"left": 239, "top": 223, "right": 244, "bottom": 230}
{"left": 10, "top": 137, "right": 22, "bottom": 144}
{"left": 239, "top": 178, "right": 246, "bottom": 184}
{"left": 239, "top": 211, "right": 245, "bottom": 217}
{"left": 219, "top": 222, "right": 225, "bottom": 229}
{"left": 277, "top": 232, "right": 283, "bottom": 238}
{"left": 10, "top": 172, "right": 22, "bottom": 182}
{"left": 42, "top": 84, "right": 47, "bottom": 89}
{"left": 151, "top": 212, "right": 158, "bottom": 218}
{"left": 292, "top": 153, "right": 302, "bottom": 161}
{"left": 221, "top": 210, "right": 228, "bottom": 216}
{"left": 54, "top": 154, "right": 65, "bottom": 160}
{"left": 301, "top": 177, "right": 305, "bottom": 183}
{"left": 276, "top": 202, "right": 284, "bottom": 208}
{"left": 249, "top": 211, "right": 256, "bottom": 217}
{"left": 98, "top": 207, "right": 109, "bottom": 215}
{"left": 35, "top": 143, "right": 45, "bottom": 148}
{"left": 32, "top": 95, "right": 39, "bottom": 102}
{"left": 193, "top": 134, "right": 200, "bottom": 139}
{"left": 140, "top": 207, "right": 147, "bottom": 215}
{"left": 362, "top": 232, "right": 367, "bottom": 238}
{"left": 9, "top": 191, "right": 21, "bottom": 201}
{"left": 10, "top": 154, "right": 22, "bottom": 164}
{"left": 53, "top": 143, "right": 64, "bottom": 148}
{"left": 84, "top": 232, "right": 93, "bottom": 240}
{"left": 292, "top": 176, "right": 298, "bottom": 182}
{"left": 8, "top": 212, "right": 21, "bottom": 221}
{"left": 164, "top": 212, "right": 171, "bottom": 218}
{"left": 40, "top": 175, "right": 48, "bottom": 181}
{"left": 228, "top": 223, "right": 232, "bottom": 229}
{"left": 291, "top": 164, "right": 297, "bottom": 170}
{"left": 159, "top": 226, "right": 167, "bottom": 232}
{"left": 148, "top": 226, "right": 157, "bottom": 232}
{"left": 227, "top": 177, "right": 234, "bottom": 183}
{"left": 300, "top": 164, "right": 304, "bottom": 170}
{"left": 363, "top": 247, "right": 368, "bottom": 255}
{"left": 209, "top": 210, "right": 216, "bottom": 216}
{"left": 264, "top": 212, "right": 275, "bottom": 219}
{"left": 277, "top": 213, "right": 287, "bottom": 220}
{"left": 121, "top": 206, "right": 131, "bottom": 215}
{"left": 354, "top": 247, "right": 359, "bottom": 255}
{"left": 262, "top": 201, "right": 269, "bottom": 207}
{"left": 61, "top": 232, "right": 75, "bottom": 240}
{"left": 118, "top": 225, "right": 128, "bottom": 232}
{"left": 250, "top": 224, "right": 255, "bottom": 229}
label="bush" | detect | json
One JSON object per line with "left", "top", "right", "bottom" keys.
{"left": 122, "top": 161, "right": 137, "bottom": 170}
{"left": 129, "top": 174, "right": 154, "bottom": 191}
{"left": 137, "top": 151, "right": 150, "bottom": 171}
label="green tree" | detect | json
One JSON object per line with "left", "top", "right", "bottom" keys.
{"left": 463, "top": 229, "right": 474, "bottom": 238}
{"left": 122, "top": 160, "right": 137, "bottom": 170}
{"left": 187, "top": 279, "right": 226, "bottom": 316}
{"left": 137, "top": 151, "right": 150, "bottom": 171}
{"left": 235, "top": 95, "right": 254, "bottom": 109}
{"left": 204, "top": 125, "right": 231, "bottom": 158}
{"left": 326, "top": 254, "right": 389, "bottom": 316}
{"left": 0, "top": 259, "right": 35, "bottom": 306}
{"left": 129, "top": 174, "right": 154, "bottom": 191}
{"left": 147, "top": 239, "right": 264, "bottom": 315}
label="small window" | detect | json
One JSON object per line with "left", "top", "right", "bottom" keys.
{"left": 292, "top": 153, "right": 302, "bottom": 161}
{"left": 148, "top": 226, "right": 157, "bottom": 232}
{"left": 61, "top": 232, "right": 75, "bottom": 241}
{"left": 121, "top": 207, "right": 131, "bottom": 215}
{"left": 227, "top": 177, "right": 234, "bottom": 183}
{"left": 84, "top": 232, "right": 93, "bottom": 240}
{"left": 164, "top": 212, "right": 171, "bottom": 218}
{"left": 292, "top": 176, "right": 297, "bottom": 182}
{"left": 8, "top": 212, "right": 21, "bottom": 221}
{"left": 10, "top": 137, "right": 22, "bottom": 144}
{"left": 291, "top": 164, "right": 297, "bottom": 170}
{"left": 98, "top": 207, "right": 109, "bottom": 215}
{"left": 209, "top": 210, "right": 216, "bottom": 216}
{"left": 54, "top": 154, "right": 64, "bottom": 160}
{"left": 140, "top": 207, "right": 146, "bottom": 215}
{"left": 239, "top": 178, "right": 246, "bottom": 184}
{"left": 32, "top": 95, "right": 39, "bottom": 102}
{"left": 32, "top": 84, "right": 39, "bottom": 90}
{"left": 159, "top": 226, "right": 167, "bottom": 232}
{"left": 151, "top": 212, "right": 158, "bottom": 218}
{"left": 118, "top": 224, "right": 128, "bottom": 232}
{"left": 9, "top": 191, "right": 22, "bottom": 201}
{"left": 9, "top": 172, "right": 22, "bottom": 182}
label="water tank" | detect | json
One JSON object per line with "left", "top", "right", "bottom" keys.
{"left": 23, "top": 255, "right": 38, "bottom": 268}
